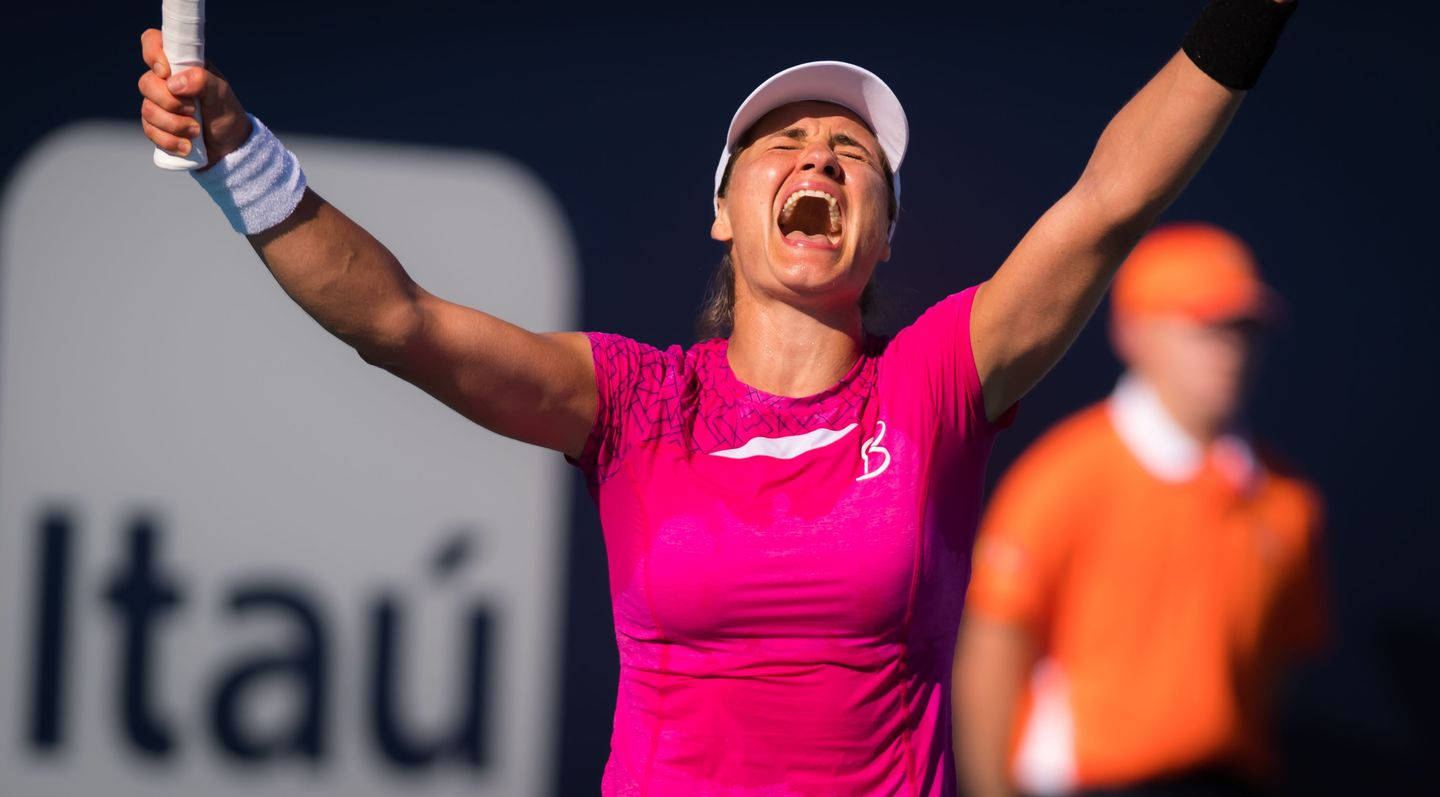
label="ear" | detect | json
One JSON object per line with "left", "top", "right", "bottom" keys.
{"left": 879, "top": 237, "right": 891, "bottom": 263}
{"left": 710, "top": 196, "right": 733, "bottom": 243}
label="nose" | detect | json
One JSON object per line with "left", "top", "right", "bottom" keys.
{"left": 797, "top": 142, "right": 843, "bottom": 182}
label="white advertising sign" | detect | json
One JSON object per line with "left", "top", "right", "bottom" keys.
{"left": 0, "top": 122, "right": 577, "bottom": 796}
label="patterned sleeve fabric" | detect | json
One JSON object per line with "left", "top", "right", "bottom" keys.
{"left": 570, "top": 331, "right": 680, "bottom": 488}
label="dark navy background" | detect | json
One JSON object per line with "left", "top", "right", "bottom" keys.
{"left": 3, "top": 2, "right": 1436, "bottom": 794}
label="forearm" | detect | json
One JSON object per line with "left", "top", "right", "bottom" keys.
{"left": 991, "top": 52, "right": 1241, "bottom": 373}
{"left": 1075, "top": 50, "right": 1242, "bottom": 228}
{"left": 137, "top": 36, "right": 599, "bottom": 456}
{"left": 973, "top": 20, "right": 1274, "bottom": 418}
{"left": 954, "top": 616, "right": 1032, "bottom": 797}
{"left": 248, "top": 188, "right": 424, "bottom": 364}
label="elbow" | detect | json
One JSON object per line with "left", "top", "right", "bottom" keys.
{"left": 355, "top": 343, "right": 399, "bottom": 371}
{"left": 351, "top": 302, "right": 425, "bottom": 371}
{"left": 1071, "top": 170, "right": 1169, "bottom": 242}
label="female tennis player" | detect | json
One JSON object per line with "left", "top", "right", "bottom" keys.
{"left": 137, "top": 1, "right": 1296, "bottom": 792}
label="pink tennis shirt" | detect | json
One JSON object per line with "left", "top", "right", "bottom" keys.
{"left": 573, "top": 285, "right": 1011, "bottom": 795}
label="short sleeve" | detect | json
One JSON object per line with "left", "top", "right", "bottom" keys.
{"left": 569, "top": 332, "right": 675, "bottom": 486}
{"left": 883, "top": 285, "right": 1016, "bottom": 440}
{"left": 965, "top": 427, "right": 1090, "bottom": 630}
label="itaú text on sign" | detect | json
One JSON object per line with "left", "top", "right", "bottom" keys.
{"left": 0, "top": 123, "right": 577, "bottom": 797}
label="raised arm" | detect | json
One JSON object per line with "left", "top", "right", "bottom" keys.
{"left": 971, "top": 0, "right": 1294, "bottom": 421}
{"left": 137, "top": 30, "right": 596, "bottom": 458}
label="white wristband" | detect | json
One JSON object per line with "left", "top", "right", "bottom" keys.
{"left": 191, "top": 114, "right": 307, "bottom": 235}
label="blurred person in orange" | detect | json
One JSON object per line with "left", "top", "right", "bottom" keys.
{"left": 953, "top": 222, "right": 1326, "bottom": 797}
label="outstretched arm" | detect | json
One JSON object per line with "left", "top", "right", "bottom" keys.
{"left": 137, "top": 30, "right": 596, "bottom": 458}
{"left": 250, "top": 191, "right": 597, "bottom": 457}
{"left": 971, "top": 0, "right": 1294, "bottom": 421}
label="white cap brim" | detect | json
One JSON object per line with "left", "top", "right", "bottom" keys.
{"left": 714, "top": 60, "right": 908, "bottom": 234}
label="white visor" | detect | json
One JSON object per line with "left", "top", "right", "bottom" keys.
{"left": 713, "top": 60, "right": 908, "bottom": 239}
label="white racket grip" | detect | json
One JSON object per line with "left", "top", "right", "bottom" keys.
{"left": 153, "top": 0, "right": 208, "bottom": 171}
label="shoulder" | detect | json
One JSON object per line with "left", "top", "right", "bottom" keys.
{"left": 884, "top": 286, "right": 982, "bottom": 353}
{"left": 577, "top": 333, "right": 707, "bottom": 480}
{"left": 872, "top": 287, "right": 997, "bottom": 428}
{"left": 586, "top": 332, "right": 700, "bottom": 388}
{"left": 986, "top": 403, "right": 1118, "bottom": 515}
{"left": 586, "top": 331, "right": 679, "bottom": 368}
{"left": 684, "top": 337, "right": 727, "bottom": 373}
{"left": 1009, "top": 403, "right": 1119, "bottom": 478}
{"left": 976, "top": 405, "right": 1118, "bottom": 566}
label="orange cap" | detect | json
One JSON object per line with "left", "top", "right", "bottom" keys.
{"left": 1112, "top": 222, "right": 1279, "bottom": 323}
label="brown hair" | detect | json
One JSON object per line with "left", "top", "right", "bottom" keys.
{"left": 696, "top": 137, "right": 898, "bottom": 341}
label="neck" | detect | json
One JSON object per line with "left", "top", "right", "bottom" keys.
{"left": 727, "top": 291, "right": 863, "bottom": 398}
{"left": 1144, "top": 376, "right": 1229, "bottom": 445}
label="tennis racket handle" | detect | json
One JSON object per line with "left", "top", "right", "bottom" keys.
{"left": 152, "top": 71, "right": 207, "bottom": 170}
{"left": 153, "top": 0, "right": 207, "bottom": 170}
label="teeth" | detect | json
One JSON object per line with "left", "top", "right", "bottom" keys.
{"left": 779, "top": 189, "right": 841, "bottom": 233}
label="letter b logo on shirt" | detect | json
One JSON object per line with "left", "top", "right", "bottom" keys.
{"left": 856, "top": 421, "right": 890, "bottom": 482}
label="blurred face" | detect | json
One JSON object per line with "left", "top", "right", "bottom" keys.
{"left": 711, "top": 101, "right": 892, "bottom": 318}
{"left": 1114, "top": 314, "right": 1263, "bottom": 438}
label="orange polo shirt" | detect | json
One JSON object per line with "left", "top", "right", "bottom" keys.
{"left": 966, "top": 383, "right": 1325, "bottom": 791}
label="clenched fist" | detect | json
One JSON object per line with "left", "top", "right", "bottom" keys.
{"left": 137, "top": 28, "right": 251, "bottom": 167}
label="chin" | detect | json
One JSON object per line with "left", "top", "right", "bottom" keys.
{"left": 774, "top": 279, "right": 866, "bottom": 316}
{"left": 1196, "top": 386, "right": 1245, "bottom": 429}
{"left": 770, "top": 256, "right": 859, "bottom": 298}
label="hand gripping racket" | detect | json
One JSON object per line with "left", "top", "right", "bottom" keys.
{"left": 153, "top": 0, "right": 209, "bottom": 170}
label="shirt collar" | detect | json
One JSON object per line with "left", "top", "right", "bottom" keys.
{"left": 1107, "top": 373, "right": 1258, "bottom": 489}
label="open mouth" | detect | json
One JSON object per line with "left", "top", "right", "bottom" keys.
{"left": 777, "top": 189, "right": 841, "bottom": 246}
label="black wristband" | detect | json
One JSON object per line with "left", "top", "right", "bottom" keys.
{"left": 1181, "top": 0, "right": 1297, "bottom": 90}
